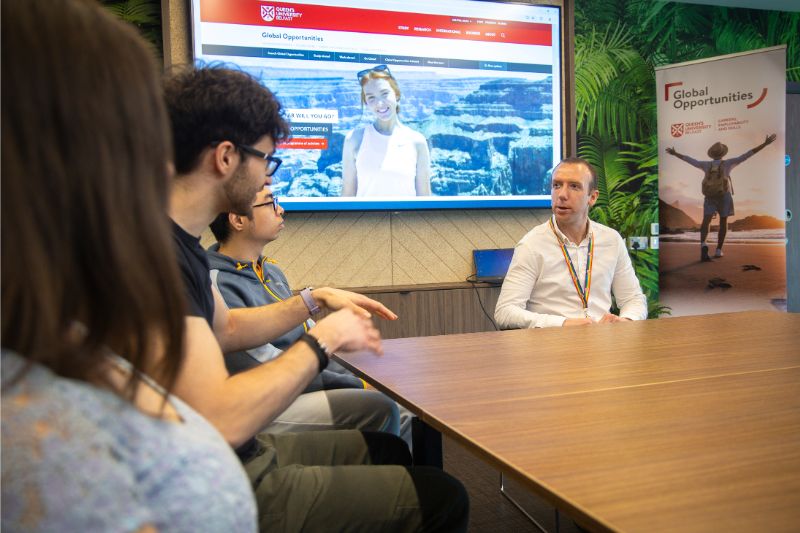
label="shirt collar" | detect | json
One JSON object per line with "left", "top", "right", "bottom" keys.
{"left": 550, "top": 215, "right": 592, "bottom": 246}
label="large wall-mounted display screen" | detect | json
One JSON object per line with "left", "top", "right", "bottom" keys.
{"left": 191, "top": 0, "right": 562, "bottom": 210}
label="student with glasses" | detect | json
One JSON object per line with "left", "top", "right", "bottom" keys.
{"left": 206, "top": 187, "right": 413, "bottom": 445}
{"left": 251, "top": 192, "right": 280, "bottom": 212}
{"left": 165, "top": 66, "right": 469, "bottom": 532}
{"left": 235, "top": 143, "right": 283, "bottom": 177}
{"left": 341, "top": 65, "right": 432, "bottom": 197}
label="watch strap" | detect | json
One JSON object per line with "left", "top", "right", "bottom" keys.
{"left": 299, "top": 287, "right": 320, "bottom": 315}
{"left": 298, "top": 333, "right": 330, "bottom": 373}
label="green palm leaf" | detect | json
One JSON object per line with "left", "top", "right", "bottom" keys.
{"left": 104, "top": 0, "right": 160, "bottom": 25}
{"left": 576, "top": 0, "right": 629, "bottom": 30}
{"left": 101, "top": 0, "right": 162, "bottom": 52}
{"left": 575, "top": 22, "right": 654, "bottom": 142}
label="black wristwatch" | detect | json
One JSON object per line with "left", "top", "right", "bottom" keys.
{"left": 299, "top": 333, "right": 330, "bottom": 373}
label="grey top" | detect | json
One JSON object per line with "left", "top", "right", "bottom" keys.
{"left": 207, "top": 244, "right": 311, "bottom": 366}
{"left": 1, "top": 351, "right": 257, "bottom": 532}
{"left": 206, "top": 246, "right": 363, "bottom": 391}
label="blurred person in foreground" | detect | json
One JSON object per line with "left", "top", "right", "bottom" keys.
{"left": 1, "top": 0, "right": 256, "bottom": 530}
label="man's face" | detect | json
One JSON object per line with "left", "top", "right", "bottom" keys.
{"left": 224, "top": 135, "right": 276, "bottom": 217}
{"left": 244, "top": 186, "right": 284, "bottom": 244}
{"left": 551, "top": 162, "right": 598, "bottom": 227}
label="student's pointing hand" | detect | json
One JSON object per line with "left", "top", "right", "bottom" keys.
{"left": 312, "top": 287, "right": 398, "bottom": 321}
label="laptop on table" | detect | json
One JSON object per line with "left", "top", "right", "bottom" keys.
{"left": 472, "top": 248, "right": 514, "bottom": 284}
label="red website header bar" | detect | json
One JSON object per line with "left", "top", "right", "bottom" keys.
{"left": 200, "top": 0, "right": 553, "bottom": 46}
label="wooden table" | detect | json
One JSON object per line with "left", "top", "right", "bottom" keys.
{"left": 334, "top": 311, "right": 800, "bottom": 533}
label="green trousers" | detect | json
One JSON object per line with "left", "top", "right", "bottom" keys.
{"left": 244, "top": 430, "right": 468, "bottom": 532}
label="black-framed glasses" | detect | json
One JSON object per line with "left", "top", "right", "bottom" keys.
{"left": 238, "top": 144, "right": 282, "bottom": 176}
{"left": 252, "top": 195, "right": 280, "bottom": 215}
{"left": 357, "top": 64, "right": 392, "bottom": 81}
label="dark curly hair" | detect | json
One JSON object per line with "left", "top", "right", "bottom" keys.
{"left": 164, "top": 66, "right": 291, "bottom": 174}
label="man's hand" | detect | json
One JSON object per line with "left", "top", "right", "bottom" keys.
{"left": 666, "top": 147, "right": 677, "bottom": 156}
{"left": 563, "top": 318, "right": 593, "bottom": 327}
{"left": 309, "top": 308, "right": 383, "bottom": 355}
{"left": 598, "top": 313, "right": 631, "bottom": 324}
{"left": 312, "top": 287, "right": 398, "bottom": 321}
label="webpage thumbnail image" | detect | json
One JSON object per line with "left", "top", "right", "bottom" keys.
{"left": 247, "top": 64, "right": 555, "bottom": 199}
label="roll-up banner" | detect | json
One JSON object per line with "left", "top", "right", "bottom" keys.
{"left": 657, "top": 46, "right": 786, "bottom": 316}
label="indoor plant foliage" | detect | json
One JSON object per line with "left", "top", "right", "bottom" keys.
{"left": 102, "top": 0, "right": 162, "bottom": 52}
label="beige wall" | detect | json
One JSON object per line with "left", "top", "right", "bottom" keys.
{"left": 200, "top": 209, "right": 551, "bottom": 289}
{"left": 167, "top": 0, "right": 566, "bottom": 289}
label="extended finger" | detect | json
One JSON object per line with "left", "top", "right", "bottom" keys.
{"left": 344, "top": 300, "right": 372, "bottom": 319}
{"left": 353, "top": 296, "right": 397, "bottom": 320}
{"left": 370, "top": 302, "right": 397, "bottom": 320}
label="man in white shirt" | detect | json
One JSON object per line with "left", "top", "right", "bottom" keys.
{"left": 495, "top": 157, "right": 647, "bottom": 328}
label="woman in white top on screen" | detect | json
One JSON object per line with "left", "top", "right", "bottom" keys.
{"left": 342, "top": 65, "right": 431, "bottom": 196}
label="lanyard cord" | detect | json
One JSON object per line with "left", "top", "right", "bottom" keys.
{"left": 237, "top": 258, "right": 310, "bottom": 332}
{"left": 549, "top": 218, "right": 594, "bottom": 316}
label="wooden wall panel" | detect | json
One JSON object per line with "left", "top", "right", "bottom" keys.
{"left": 257, "top": 209, "right": 552, "bottom": 289}
{"left": 203, "top": 208, "right": 551, "bottom": 289}
{"left": 390, "top": 209, "right": 549, "bottom": 286}
{"left": 318, "top": 284, "right": 504, "bottom": 339}
{"left": 264, "top": 211, "right": 393, "bottom": 287}
{"left": 391, "top": 211, "right": 471, "bottom": 285}
{"left": 161, "top": 0, "right": 190, "bottom": 69}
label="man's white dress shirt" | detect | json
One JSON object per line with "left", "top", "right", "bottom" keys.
{"left": 495, "top": 216, "right": 648, "bottom": 328}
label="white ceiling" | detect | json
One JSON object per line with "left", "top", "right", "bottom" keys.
{"left": 667, "top": 0, "right": 800, "bottom": 12}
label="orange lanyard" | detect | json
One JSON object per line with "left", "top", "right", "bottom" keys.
{"left": 237, "top": 258, "right": 310, "bottom": 332}
{"left": 549, "top": 218, "right": 594, "bottom": 317}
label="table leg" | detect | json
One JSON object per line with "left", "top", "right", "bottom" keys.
{"left": 500, "top": 472, "right": 556, "bottom": 533}
{"left": 411, "top": 417, "right": 442, "bottom": 468}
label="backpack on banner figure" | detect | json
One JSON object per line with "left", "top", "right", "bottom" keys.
{"left": 701, "top": 161, "right": 732, "bottom": 197}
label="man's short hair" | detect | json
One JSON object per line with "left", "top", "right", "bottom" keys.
{"left": 553, "top": 157, "right": 598, "bottom": 192}
{"left": 209, "top": 212, "right": 233, "bottom": 243}
{"left": 164, "top": 66, "right": 291, "bottom": 174}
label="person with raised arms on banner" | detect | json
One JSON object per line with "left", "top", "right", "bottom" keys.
{"left": 341, "top": 65, "right": 431, "bottom": 197}
{"left": 665, "top": 134, "right": 776, "bottom": 262}
{"left": 494, "top": 157, "right": 647, "bottom": 329}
